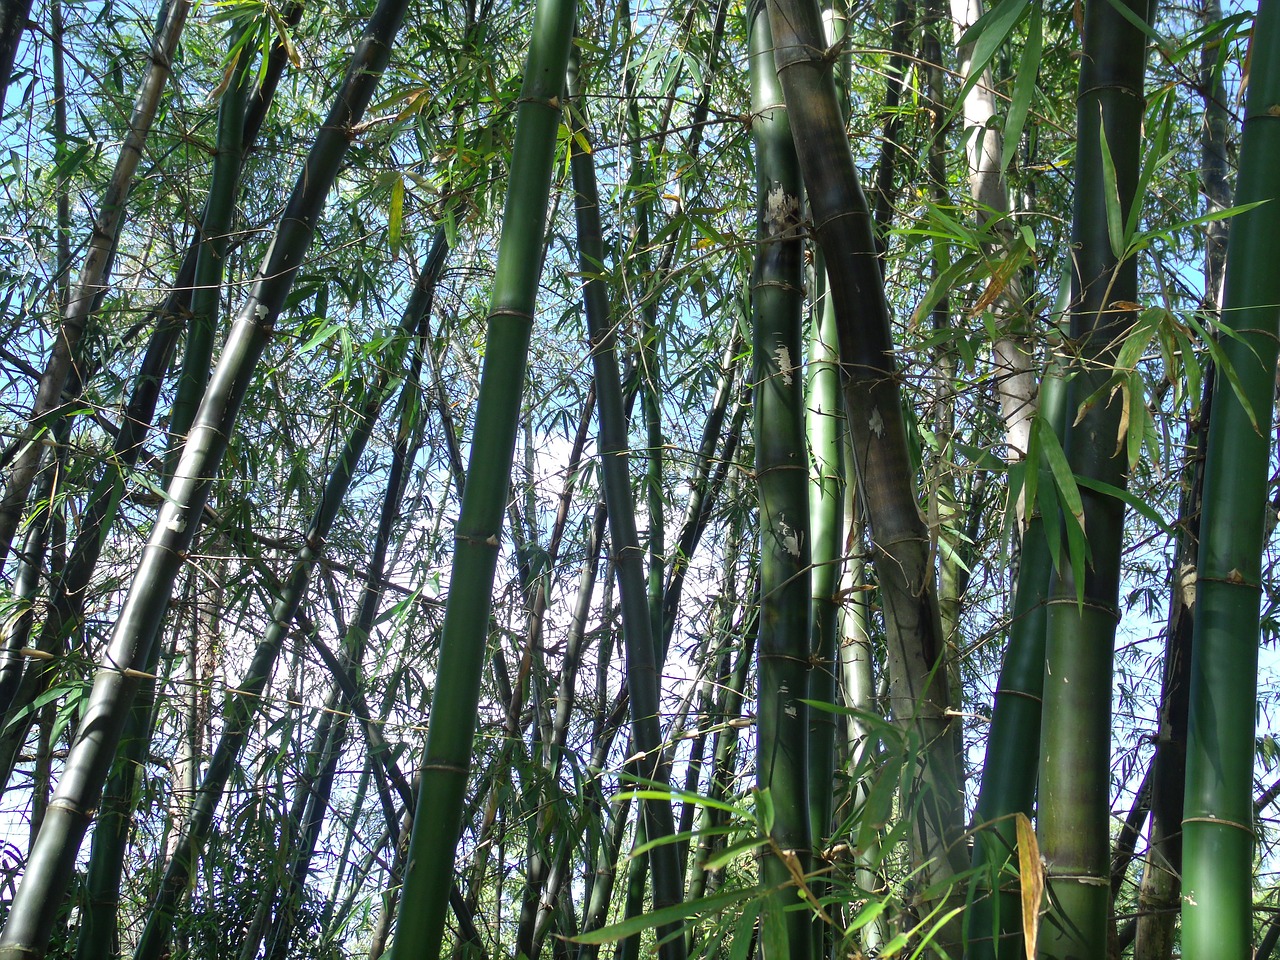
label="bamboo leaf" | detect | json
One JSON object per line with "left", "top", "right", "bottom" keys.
{"left": 908, "top": 907, "right": 966, "bottom": 959}
{"left": 1097, "top": 116, "right": 1126, "bottom": 259}
{"left": 878, "top": 930, "right": 912, "bottom": 957}
{"left": 729, "top": 899, "right": 762, "bottom": 960}
{"left": 1015, "top": 813, "right": 1043, "bottom": 960}
{"left": 389, "top": 175, "right": 405, "bottom": 254}
{"left": 845, "top": 897, "right": 889, "bottom": 934}
{"left": 1001, "top": 0, "right": 1041, "bottom": 176}
{"left": 616, "top": 787, "right": 750, "bottom": 819}
{"left": 568, "top": 887, "right": 757, "bottom": 943}
{"left": 701, "top": 835, "right": 770, "bottom": 874}
{"left": 1073, "top": 474, "right": 1173, "bottom": 533}
{"left": 1038, "top": 422, "right": 1088, "bottom": 599}
{"left": 268, "top": 3, "right": 301, "bottom": 67}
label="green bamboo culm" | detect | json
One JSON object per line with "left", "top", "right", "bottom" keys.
{"left": 1182, "top": 1, "right": 1280, "bottom": 955}
{"left": 165, "top": 26, "right": 253, "bottom": 477}
{"left": 0, "top": 0, "right": 411, "bottom": 950}
{"left": 805, "top": 0, "right": 848, "bottom": 874}
{"left": 749, "top": 4, "right": 813, "bottom": 956}
{"left": 386, "top": 0, "right": 576, "bottom": 953}
{"left": 964, "top": 368, "right": 1064, "bottom": 960}
{"left": 567, "top": 50, "right": 688, "bottom": 960}
{"left": 1035, "top": 0, "right": 1151, "bottom": 953}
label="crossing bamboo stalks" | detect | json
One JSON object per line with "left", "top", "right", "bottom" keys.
{"left": 0, "top": 0, "right": 412, "bottom": 948}
{"left": 0, "top": 0, "right": 190, "bottom": 575}
{"left": 568, "top": 49, "right": 687, "bottom": 960}
{"left": 131, "top": 308, "right": 423, "bottom": 960}
{"left": 765, "top": 0, "right": 967, "bottom": 936}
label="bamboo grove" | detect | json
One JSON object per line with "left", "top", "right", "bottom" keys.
{"left": 0, "top": 0, "right": 1277, "bottom": 954}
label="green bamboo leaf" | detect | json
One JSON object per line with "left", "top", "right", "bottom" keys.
{"left": 911, "top": 252, "right": 984, "bottom": 327}
{"left": 568, "top": 887, "right": 757, "bottom": 944}
{"left": 878, "top": 930, "right": 912, "bottom": 957}
{"left": 1195, "top": 323, "right": 1262, "bottom": 433}
{"left": 845, "top": 897, "right": 889, "bottom": 934}
{"left": 907, "top": 907, "right": 967, "bottom": 959}
{"left": 1037, "top": 424, "right": 1084, "bottom": 532}
{"left": 953, "top": 0, "right": 1029, "bottom": 127}
{"left": 800, "top": 698, "right": 906, "bottom": 748}
{"left": 858, "top": 753, "right": 905, "bottom": 853}
{"left": 615, "top": 787, "right": 750, "bottom": 819}
{"left": 754, "top": 787, "right": 775, "bottom": 834}
{"left": 1135, "top": 199, "right": 1268, "bottom": 249}
{"left": 1124, "top": 371, "right": 1145, "bottom": 468}
{"left": 1073, "top": 474, "right": 1173, "bottom": 533}
{"left": 1023, "top": 414, "right": 1041, "bottom": 529}
{"left": 389, "top": 175, "right": 404, "bottom": 253}
{"left": 631, "top": 826, "right": 735, "bottom": 860}
{"left": 1127, "top": 91, "right": 1174, "bottom": 241}
{"left": 1001, "top": 0, "right": 1041, "bottom": 176}
{"left": 300, "top": 320, "right": 343, "bottom": 353}
{"left": 1101, "top": 0, "right": 1170, "bottom": 51}
{"left": 729, "top": 899, "right": 762, "bottom": 960}
{"left": 1097, "top": 116, "right": 1126, "bottom": 259}
{"left": 700, "top": 835, "right": 770, "bottom": 874}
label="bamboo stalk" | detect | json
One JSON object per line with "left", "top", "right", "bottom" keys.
{"left": 387, "top": 0, "right": 576, "bottom": 950}
{"left": 765, "top": 0, "right": 967, "bottom": 934}
{"left": 749, "top": 4, "right": 813, "bottom": 956}
{"left": 1035, "top": 0, "right": 1151, "bottom": 951}
{"left": 1182, "top": 0, "right": 1280, "bottom": 954}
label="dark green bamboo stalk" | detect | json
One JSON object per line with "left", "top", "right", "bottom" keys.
{"left": 965, "top": 370, "right": 1064, "bottom": 960}
{"left": 748, "top": 4, "right": 813, "bottom": 956}
{"left": 568, "top": 51, "right": 686, "bottom": 960}
{"left": 1182, "top": 1, "right": 1280, "bottom": 955}
{"left": 0, "top": 0, "right": 189, "bottom": 574}
{"left": 1135, "top": 6, "right": 1229, "bottom": 944}
{"left": 1036, "top": 0, "right": 1151, "bottom": 952}
{"left": 764, "top": 0, "right": 967, "bottom": 926}
{"left": 386, "top": 0, "right": 575, "bottom": 952}
{"left": 165, "top": 33, "right": 252, "bottom": 474}
{"left": 0, "top": 0, "right": 409, "bottom": 949}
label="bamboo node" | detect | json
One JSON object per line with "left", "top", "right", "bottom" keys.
{"left": 419, "top": 761, "right": 469, "bottom": 774}
{"left": 1183, "top": 814, "right": 1251, "bottom": 834}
